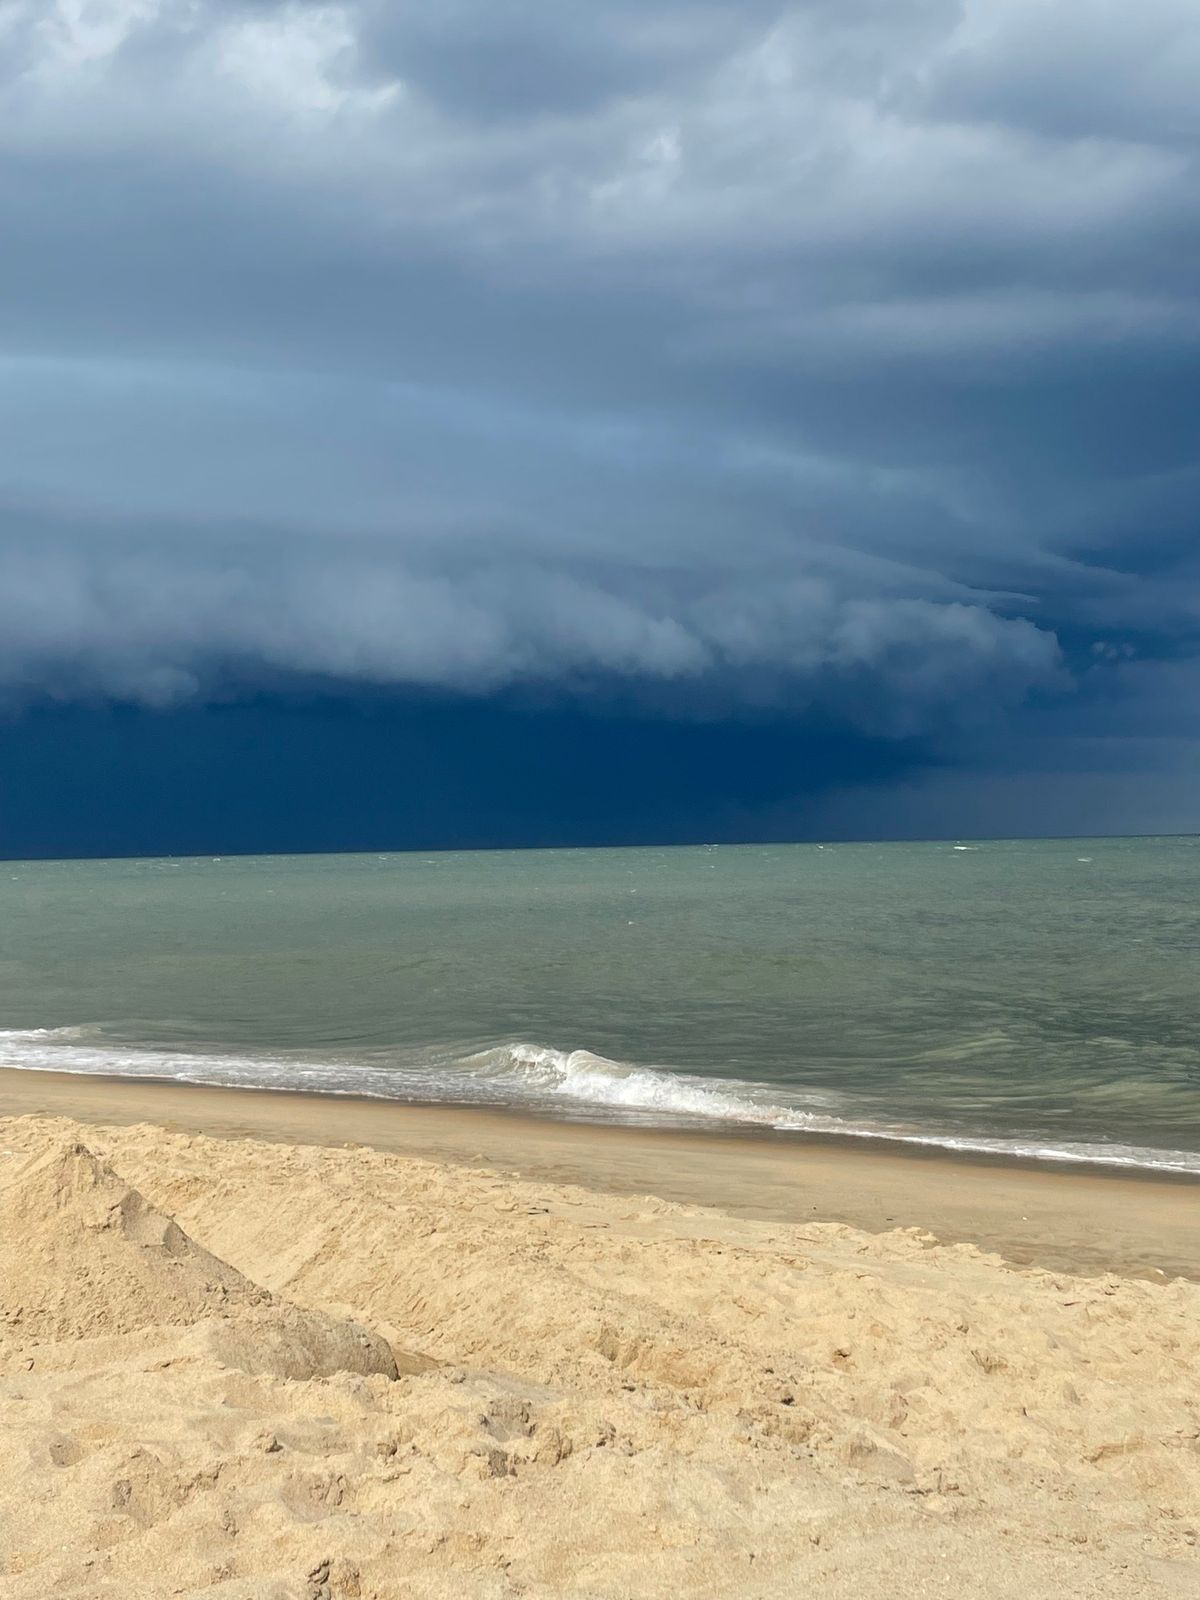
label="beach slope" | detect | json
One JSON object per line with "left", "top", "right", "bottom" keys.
{"left": 0, "top": 1104, "right": 1197, "bottom": 1598}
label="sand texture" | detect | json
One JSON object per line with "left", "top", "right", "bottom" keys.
{"left": 0, "top": 1111, "right": 1198, "bottom": 1599}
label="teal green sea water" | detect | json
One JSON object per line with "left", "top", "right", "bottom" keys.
{"left": 1, "top": 838, "right": 1198, "bottom": 1172}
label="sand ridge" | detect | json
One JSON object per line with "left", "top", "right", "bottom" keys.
{"left": 0, "top": 1111, "right": 1198, "bottom": 1598}
{"left": 0, "top": 1139, "right": 400, "bottom": 1383}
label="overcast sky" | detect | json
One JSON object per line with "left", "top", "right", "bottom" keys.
{"left": 2, "top": 0, "right": 1198, "bottom": 851}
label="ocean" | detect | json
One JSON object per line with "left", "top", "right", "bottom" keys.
{"left": 1, "top": 838, "right": 1198, "bottom": 1173}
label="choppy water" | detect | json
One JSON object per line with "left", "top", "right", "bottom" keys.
{"left": 1, "top": 839, "right": 1199, "bottom": 1172}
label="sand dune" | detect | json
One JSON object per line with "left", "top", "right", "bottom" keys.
{"left": 1, "top": 1110, "right": 1197, "bottom": 1598}
{"left": 0, "top": 1142, "right": 399, "bottom": 1383}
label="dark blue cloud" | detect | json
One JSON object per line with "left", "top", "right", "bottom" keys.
{"left": 0, "top": 0, "right": 1198, "bottom": 844}
{"left": 0, "top": 695, "right": 929, "bottom": 857}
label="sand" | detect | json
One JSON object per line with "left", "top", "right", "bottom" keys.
{"left": 0, "top": 1082, "right": 1198, "bottom": 1598}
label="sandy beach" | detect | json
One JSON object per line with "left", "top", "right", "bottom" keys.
{"left": 1, "top": 1072, "right": 1198, "bottom": 1598}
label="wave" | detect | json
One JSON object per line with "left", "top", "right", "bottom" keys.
{"left": 0, "top": 1028, "right": 407, "bottom": 1099}
{"left": 458, "top": 1043, "right": 839, "bottom": 1122}
{"left": 1, "top": 1028, "right": 1198, "bottom": 1176}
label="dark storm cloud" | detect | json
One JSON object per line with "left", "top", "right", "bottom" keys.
{"left": 0, "top": 516, "right": 1060, "bottom": 735}
{"left": 1, "top": 0, "right": 1199, "bottom": 824}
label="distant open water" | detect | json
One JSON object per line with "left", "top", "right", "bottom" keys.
{"left": 1, "top": 839, "right": 1199, "bottom": 1174}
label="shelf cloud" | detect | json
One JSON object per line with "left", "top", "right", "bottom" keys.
{"left": 1, "top": 0, "right": 1198, "bottom": 839}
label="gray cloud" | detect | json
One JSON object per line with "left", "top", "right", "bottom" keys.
{"left": 0, "top": 0, "right": 1198, "bottom": 766}
{"left": 0, "top": 528, "right": 1061, "bottom": 733}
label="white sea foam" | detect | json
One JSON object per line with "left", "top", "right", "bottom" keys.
{"left": 1, "top": 1029, "right": 1198, "bottom": 1176}
{"left": 462, "top": 1042, "right": 832, "bottom": 1123}
{"left": 0, "top": 1028, "right": 393, "bottom": 1098}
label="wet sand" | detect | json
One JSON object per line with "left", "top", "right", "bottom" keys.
{"left": 0, "top": 1065, "right": 1196, "bottom": 1280}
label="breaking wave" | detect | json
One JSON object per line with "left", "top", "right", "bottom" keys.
{"left": 1, "top": 1028, "right": 1198, "bottom": 1176}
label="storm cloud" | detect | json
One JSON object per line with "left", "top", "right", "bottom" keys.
{"left": 1, "top": 0, "right": 1199, "bottom": 840}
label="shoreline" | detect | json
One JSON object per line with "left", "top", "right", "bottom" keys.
{"left": 3, "top": 1067, "right": 1199, "bottom": 1594}
{"left": 2, "top": 1064, "right": 1196, "bottom": 1280}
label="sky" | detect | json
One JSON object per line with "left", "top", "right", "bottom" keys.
{"left": 1, "top": 0, "right": 1198, "bottom": 853}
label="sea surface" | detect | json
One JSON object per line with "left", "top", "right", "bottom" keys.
{"left": 1, "top": 839, "right": 1198, "bottom": 1173}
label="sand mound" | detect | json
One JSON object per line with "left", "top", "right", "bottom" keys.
{"left": 0, "top": 1141, "right": 398, "bottom": 1381}
{"left": 0, "top": 1114, "right": 1197, "bottom": 1598}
